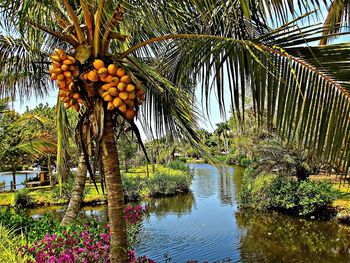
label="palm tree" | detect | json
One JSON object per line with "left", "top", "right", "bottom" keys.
{"left": 1, "top": 1, "right": 350, "bottom": 262}
{"left": 215, "top": 122, "right": 230, "bottom": 153}
{"left": 0, "top": 99, "right": 56, "bottom": 189}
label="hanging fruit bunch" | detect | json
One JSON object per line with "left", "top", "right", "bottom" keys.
{"left": 82, "top": 59, "right": 145, "bottom": 120}
{"left": 49, "top": 49, "right": 82, "bottom": 111}
{"left": 50, "top": 52, "right": 145, "bottom": 121}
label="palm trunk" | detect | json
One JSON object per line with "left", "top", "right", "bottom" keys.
{"left": 11, "top": 162, "right": 16, "bottom": 190}
{"left": 48, "top": 155, "right": 54, "bottom": 188}
{"left": 61, "top": 153, "right": 87, "bottom": 226}
{"left": 101, "top": 111, "right": 128, "bottom": 263}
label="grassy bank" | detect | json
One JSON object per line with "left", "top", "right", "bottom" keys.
{"left": 0, "top": 164, "right": 192, "bottom": 206}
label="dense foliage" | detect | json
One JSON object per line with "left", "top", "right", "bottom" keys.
{"left": 239, "top": 168, "right": 339, "bottom": 216}
{"left": 122, "top": 164, "right": 192, "bottom": 201}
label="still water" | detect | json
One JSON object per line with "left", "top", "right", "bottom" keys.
{"left": 134, "top": 163, "right": 350, "bottom": 262}
{"left": 30, "top": 163, "right": 350, "bottom": 262}
{"left": 0, "top": 172, "right": 37, "bottom": 190}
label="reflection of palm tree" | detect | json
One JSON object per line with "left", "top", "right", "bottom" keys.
{"left": 218, "top": 167, "right": 235, "bottom": 205}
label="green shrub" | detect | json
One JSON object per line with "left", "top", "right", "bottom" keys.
{"left": 269, "top": 176, "right": 299, "bottom": 211}
{"left": 0, "top": 208, "right": 32, "bottom": 232}
{"left": 122, "top": 165, "right": 193, "bottom": 200}
{"left": 122, "top": 175, "right": 143, "bottom": 200}
{"left": 238, "top": 157, "right": 253, "bottom": 167}
{"left": 238, "top": 170, "right": 338, "bottom": 216}
{"left": 297, "top": 180, "right": 338, "bottom": 216}
{"left": 148, "top": 170, "right": 191, "bottom": 196}
{"left": 14, "top": 189, "right": 34, "bottom": 211}
{"left": 238, "top": 168, "right": 275, "bottom": 210}
{"left": 168, "top": 160, "right": 190, "bottom": 173}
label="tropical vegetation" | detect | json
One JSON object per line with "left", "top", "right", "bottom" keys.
{"left": 1, "top": 0, "right": 350, "bottom": 262}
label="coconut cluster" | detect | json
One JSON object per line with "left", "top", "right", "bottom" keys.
{"left": 82, "top": 59, "right": 145, "bottom": 120}
{"left": 50, "top": 53, "right": 145, "bottom": 120}
{"left": 50, "top": 49, "right": 82, "bottom": 111}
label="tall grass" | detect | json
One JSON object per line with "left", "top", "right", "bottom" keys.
{"left": 0, "top": 224, "right": 32, "bottom": 262}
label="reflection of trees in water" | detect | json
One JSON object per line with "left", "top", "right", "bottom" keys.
{"left": 236, "top": 210, "right": 350, "bottom": 263}
{"left": 218, "top": 168, "right": 235, "bottom": 205}
{"left": 193, "top": 168, "right": 217, "bottom": 198}
{"left": 218, "top": 166, "right": 244, "bottom": 205}
{"left": 144, "top": 192, "right": 195, "bottom": 219}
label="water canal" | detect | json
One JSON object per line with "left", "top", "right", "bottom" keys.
{"left": 30, "top": 163, "right": 350, "bottom": 262}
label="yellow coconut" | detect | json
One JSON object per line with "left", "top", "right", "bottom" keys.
{"left": 110, "top": 77, "right": 120, "bottom": 87}
{"left": 101, "top": 91, "right": 110, "bottom": 98}
{"left": 93, "top": 59, "right": 105, "bottom": 70}
{"left": 51, "top": 55, "right": 61, "bottom": 62}
{"left": 60, "top": 53, "right": 67, "bottom": 61}
{"left": 51, "top": 73, "right": 58, "bottom": 81}
{"left": 98, "top": 67, "right": 108, "bottom": 78}
{"left": 107, "top": 64, "right": 118, "bottom": 75}
{"left": 57, "top": 74, "right": 65, "bottom": 81}
{"left": 113, "top": 97, "right": 123, "bottom": 107}
{"left": 102, "top": 83, "right": 111, "bottom": 91}
{"left": 63, "top": 71, "right": 72, "bottom": 78}
{"left": 50, "top": 67, "right": 62, "bottom": 74}
{"left": 128, "top": 92, "right": 136, "bottom": 100}
{"left": 87, "top": 70, "right": 99, "bottom": 82}
{"left": 118, "top": 103, "right": 127, "bottom": 113}
{"left": 63, "top": 59, "right": 73, "bottom": 65}
{"left": 67, "top": 55, "right": 76, "bottom": 63}
{"left": 125, "top": 84, "right": 135, "bottom": 92}
{"left": 54, "top": 49, "right": 64, "bottom": 56}
{"left": 52, "top": 61, "right": 61, "bottom": 68}
{"left": 58, "top": 80, "right": 66, "bottom": 89}
{"left": 107, "top": 102, "right": 115, "bottom": 111}
{"left": 108, "top": 87, "right": 119, "bottom": 97}
{"left": 116, "top": 68, "right": 126, "bottom": 77}
{"left": 61, "top": 64, "right": 69, "bottom": 72}
{"left": 119, "top": 92, "right": 129, "bottom": 101}
{"left": 72, "top": 93, "right": 80, "bottom": 99}
{"left": 117, "top": 82, "right": 126, "bottom": 91}
{"left": 120, "top": 75, "right": 131, "bottom": 84}
{"left": 103, "top": 94, "right": 113, "bottom": 102}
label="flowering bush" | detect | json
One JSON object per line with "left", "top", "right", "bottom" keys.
{"left": 20, "top": 225, "right": 154, "bottom": 263}
{"left": 124, "top": 205, "right": 147, "bottom": 224}
{"left": 19, "top": 205, "right": 153, "bottom": 263}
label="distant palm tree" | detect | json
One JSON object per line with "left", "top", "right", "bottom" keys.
{"left": 1, "top": 1, "right": 350, "bottom": 262}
